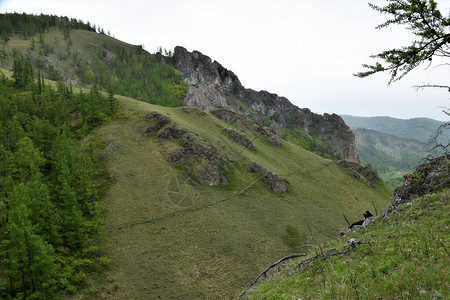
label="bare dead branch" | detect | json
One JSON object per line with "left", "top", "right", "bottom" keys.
{"left": 413, "top": 84, "right": 450, "bottom": 92}
{"left": 239, "top": 253, "right": 307, "bottom": 297}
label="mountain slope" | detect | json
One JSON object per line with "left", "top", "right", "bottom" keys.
{"left": 80, "top": 95, "right": 391, "bottom": 298}
{"left": 0, "top": 13, "right": 359, "bottom": 162}
{"left": 0, "top": 14, "right": 393, "bottom": 298}
{"left": 354, "top": 128, "right": 426, "bottom": 186}
{"left": 246, "top": 155, "right": 450, "bottom": 298}
{"left": 341, "top": 114, "right": 449, "bottom": 144}
{"left": 172, "top": 46, "right": 359, "bottom": 161}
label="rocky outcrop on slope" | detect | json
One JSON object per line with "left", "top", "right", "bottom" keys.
{"left": 223, "top": 129, "right": 256, "bottom": 151}
{"left": 337, "top": 160, "right": 381, "bottom": 187}
{"left": 383, "top": 154, "right": 450, "bottom": 218}
{"left": 171, "top": 46, "right": 358, "bottom": 161}
{"left": 142, "top": 112, "right": 171, "bottom": 136}
{"left": 248, "top": 162, "right": 289, "bottom": 193}
{"left": 168, "top": 135, "right": 230, "bottom": 186}
{"left": 142, "top": 112, "right": 230, "bottom": 186}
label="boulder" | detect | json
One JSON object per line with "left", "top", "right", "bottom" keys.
{"left": 263, "top": 172, "right": 289, "bottom": 193}
{"left": 338, "top": 160, "right": 381, "bottom": 186}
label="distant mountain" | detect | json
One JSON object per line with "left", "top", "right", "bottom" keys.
{"left": 353, "top": 128, "right": 426, "bottom": 186}
{"left": 340, "top": 115, "right": 449, "bottom": 144}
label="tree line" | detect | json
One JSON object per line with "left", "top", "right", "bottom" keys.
{"left": 0, "top": 13, "right": 95, "bottom": 42}
{"left": 0, "top": 57, "right": 114, "bottom": 299}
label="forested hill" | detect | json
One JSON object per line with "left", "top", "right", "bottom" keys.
{"left": 353, "top": 128, "right": 425, "bottom": 186}
{"left": 341, "top": 114, "right": 449, "bottom": 143}
{"left": 0, "top": 62, "right": 115, "bottom": 298}
{"left": 0, "top": 13, "right": 188, "bottom": 107}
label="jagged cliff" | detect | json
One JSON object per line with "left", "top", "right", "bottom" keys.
{"left": 171, "top": 46, "right": 359, "bottom": 161}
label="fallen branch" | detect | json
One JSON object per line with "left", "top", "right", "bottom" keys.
{"left": 343, "top": 213, "right": 351, "bottom": 227}
{"left": 239, "top": 253, "right": 306, "bottom": 297}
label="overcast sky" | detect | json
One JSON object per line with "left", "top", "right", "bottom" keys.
{"left": 1, "top": 0, "right": 449, "bottom": 121}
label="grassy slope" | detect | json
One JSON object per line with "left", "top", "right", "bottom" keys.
{"left": 1, "top": 30, "right": 392, "bottom": 297}
{"left": 247, "top": 190, "right": 449, "bottom": 299}
{"left": 1, "top": 29, "right": 138, "bottom": 83}
{"left": 354, "top": 128, "right": 425, "bottom": 186}
{"left": 79, "top": 96, "right": 391, "bottom": 298}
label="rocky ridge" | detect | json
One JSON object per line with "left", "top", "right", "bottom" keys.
{"left": 171, "top": 46, "right": 359, "bottom": 161}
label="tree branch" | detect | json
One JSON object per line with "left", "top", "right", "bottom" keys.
{"left": 239, "top": 253, "right": 307, "bottom": 297}
{"left": 413, "top": 84, "right": 450, "bottom": 92}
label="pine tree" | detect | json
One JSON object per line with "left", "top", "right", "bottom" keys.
{"left": 355, "top": 0, "right": 450, "bottom": 84}
{"left": 1, "top": 183, "right": 57, "bottom": 299}
{"left": 106, "top": 80, "right": 115, "bottom": 114}
{"left": 13, "top": 137, "right": 45, "bottom": 181}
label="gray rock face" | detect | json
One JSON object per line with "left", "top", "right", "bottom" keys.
{"left": 167, "top": 135, "right": 230, "bottom": 186}
{"left": 248, "top": 162, "right": 289, "bottom": 193}
{"left": 338, "top": 160, "right": 381, "bottom": 186}
{"left": 171, "top": 46, "right": 359, "bottom": 161}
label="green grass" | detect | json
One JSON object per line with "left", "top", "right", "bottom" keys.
{"left": 74, "top": 95, "right": 392, "bottom": 298}
{"left": 246, "top": 190, "right": 449, "bottom": 299}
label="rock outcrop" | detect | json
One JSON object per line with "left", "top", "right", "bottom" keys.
{"left": 338, "top": 160, "right": 381, "bottom": 187}
{"left": 223, "top": 129, "right": 256, "bottom": 151}
{"left": 248, "top": 162, "right": 289, "bottom": 193}
{"left": 168, "top": 135, "right": 230, "bottom": 186}
{"left": 383, "top": 154, "right": 450, "bottom": 218}
{"left": 143, "top": 112, "right": 230, "bottom": 186}
{"left": 171, "top": 46, "right": 358, "bottom": 161}
{"left": 143, "top": 112, "right": 170, "bottom": 136}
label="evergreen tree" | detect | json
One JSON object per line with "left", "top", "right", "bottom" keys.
{"left": 1, "top": 183, "right": 57, "bottom": 299}
{"left": 106, "top": 80, "right": 115, "bottom": 114}
{"left": 355, "top": 0, "right": 450, "bottom": 84}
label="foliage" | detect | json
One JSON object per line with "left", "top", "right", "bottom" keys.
{"left": 85, "top": 45, "right": 188, "bottom": 107}
{"left": 0, "top": 13, "right": 95, "bottom": 41}
{"left": 1, "top": 13, "right": 188, "bottom": 108}
{"left": 0, "top": 65, "right": 113, "bottom": 298}
{"left": 352, "top": 128, "right": 425, "bottom": 186}
{"left": 341, "top": 114, "right": 450, "bottom": 144}
{"left": 355, "top": 0, "right": 450, "bottom": 84}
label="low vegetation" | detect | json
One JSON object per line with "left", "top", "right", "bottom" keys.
{"left": 246, "top": 189, "right": 449, "bottom": 299}
{"left": 76, "top": 96, "right": 391, "bottom": 298}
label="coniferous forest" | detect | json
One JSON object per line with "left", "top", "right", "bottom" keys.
{"left": 0, "top": 57, "right": 113, "bottom": 299}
